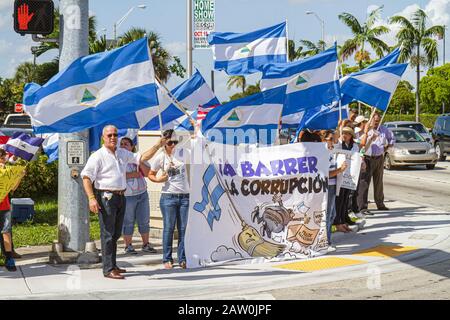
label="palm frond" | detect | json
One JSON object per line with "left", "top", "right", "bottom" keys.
{"left": 366, "top": 5, "right": 384, "bottom": 28}
{"left": 338, "top": 12, "right": 363, "bottom": 35}
{"left": 339, "top": 38, "right": 359, "bottom": 61}
{"left": 421, "top": 37, "right": 439, "bottom": 67}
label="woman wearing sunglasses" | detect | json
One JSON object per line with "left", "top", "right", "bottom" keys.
{"left": 148, "top": 129, "right": 190, "bottom": 269}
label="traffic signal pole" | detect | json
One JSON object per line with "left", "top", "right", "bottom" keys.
{"left": 54, "top": 0, "right": 96, "bottom": 261}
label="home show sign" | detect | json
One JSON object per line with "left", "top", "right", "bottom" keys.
{"left": 193, "top": 0, "right": 215, "bottom": 49}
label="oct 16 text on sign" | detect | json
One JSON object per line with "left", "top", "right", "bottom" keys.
{"left": 193, "top": 0, "right": 215, "bottom": 49}
{"left": 13, "top": 0, "right": 54, "bottom": 35}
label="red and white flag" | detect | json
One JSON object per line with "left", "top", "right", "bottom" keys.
{"left": 196, "top": 104, "right": 220, "bottom": 125}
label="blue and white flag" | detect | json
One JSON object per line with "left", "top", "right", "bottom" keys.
{"left": 5, "top": 132, "right": 44, "bottom": 161}
{"left": 141, "top": 70, "right": 220, "bottom": 131}
{"left": 24, "top": 38, "right": 159, "bottom": 133}
{"left": 41, "top": 133, "right": 59, "bottom": 163}
{"left": 296, "top": 102, "right": 349, "bottom": 135}
{"left": 260, "top": 45, "right": 340, "bottom": 127}
{"left": 201, "top": 85, "right": 286, "bottom": 145}
{"left": 340, "top": 48, "right": 402, "bottom": 107}
{"left": 95, "top": 70, "right": 219, "bottom": 133}
{"left": 193, "top": 164, "right": 226, "bottom": 230}
{"left": 208, "top": 22, "right": 287, "bottom": 75}
{"left": 340, "top": 63, "right": 408, "bottom": 111}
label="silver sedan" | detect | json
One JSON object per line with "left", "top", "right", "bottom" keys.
{"left": 384, "top": 128, "right": 438, "bottom": 170}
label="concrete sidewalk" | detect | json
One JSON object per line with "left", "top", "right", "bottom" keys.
{"left": 1, "top": 199, "right": 450, "bottom": 300}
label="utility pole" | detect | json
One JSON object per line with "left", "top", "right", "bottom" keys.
{"left": 56, "top": 0, "right": 92, "bottom": 258}
{"left": 211, "top": 70, "right": 215, "bottom": 92}
{"left": 187, "top": 0, "right": 193, "bottom": 77}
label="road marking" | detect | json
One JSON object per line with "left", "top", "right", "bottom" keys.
{"left": 353, "top": 245, "right": 419, "bottom": 258}
{"left": 385, "top": 171, "right": 450, "bottom": 185}
{"left": 408, "top": 234, "right": 438, "bottom": 241}
{"left": 274, "top": 257, "right": 367, "bottom": 272}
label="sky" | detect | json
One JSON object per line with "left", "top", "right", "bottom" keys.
{"left": 0, "top": 0, "right": 449, "bottom": 102}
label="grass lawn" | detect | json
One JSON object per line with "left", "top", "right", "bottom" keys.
{"left": 0, "top": 195, "right": 101, "bottom": 265}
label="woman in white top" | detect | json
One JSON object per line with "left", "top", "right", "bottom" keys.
{"left": 148, "top": 129, "right": 190, "bottom": 270}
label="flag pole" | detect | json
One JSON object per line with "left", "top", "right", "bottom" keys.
{"left": 285, "top": 19, "right": 289, "bottom": 63}
{"left": 155, "top": 75, "right": 195, "bottom": 123}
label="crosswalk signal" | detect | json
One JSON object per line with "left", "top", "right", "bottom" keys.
{"left": 13, "top": 0, "right": 54, "bottom": 36}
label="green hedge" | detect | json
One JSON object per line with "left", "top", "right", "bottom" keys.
{"left": 10, "top": 154, "right": 58, "bottom": 199}
{"left": 383, "top": 114, "right": 439, "bottom": 129}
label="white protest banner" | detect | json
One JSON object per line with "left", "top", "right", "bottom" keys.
{"left": 335, "top": 149, "right": 362, "bottom": 191}
{"left": 185, "top": 139, "right": 331, "bottom": 268}
{"left": 193, "top": 0, "right": 215, "bottom": 49}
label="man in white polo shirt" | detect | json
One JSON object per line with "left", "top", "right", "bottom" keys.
{"left": 81, "top": 125, "right": 165, "bottom": 279}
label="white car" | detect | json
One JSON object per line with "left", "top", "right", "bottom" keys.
{"left": 385, "top": 121, "right": 433, "bottom": 144}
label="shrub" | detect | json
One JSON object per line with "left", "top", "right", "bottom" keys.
{"left": 10, "top": 154, "right": 58, "bottom": 199}
{"left": 383, "top": 114, "right": 439, "bottom": 129}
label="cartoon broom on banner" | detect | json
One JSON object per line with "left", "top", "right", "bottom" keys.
{"left": 203, "top": 144, "right": 285, "bottom": 259}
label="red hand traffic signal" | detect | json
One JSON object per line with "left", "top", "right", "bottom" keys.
{"left": 14, "top": 0, "right": 54, "bottom": 35}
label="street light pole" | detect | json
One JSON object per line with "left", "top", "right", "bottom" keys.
{"left": 306, "top": 11, "right": 325, "bottom": 50}
{"left": 113, "top": 5, "right": 147, "bottom": 47}
{"left": 187, "top": 0, "right": 193, "bottom": 77}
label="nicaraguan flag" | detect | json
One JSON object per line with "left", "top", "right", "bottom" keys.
{"left": 96, "top": 70, "right": 219, "bottom": 133}
{"left": 24, "top": 38, "right": 159, "bottom": 133}
{"left": 340, "top": 63, "right": 408, "bottom": 111}
{"left": 260, "top": 45, "right": 340, "bottom": 128}
{"left": 208, "top": 22, "right": 287, "bottom": 75}
{"left": 296, "top": 102, "right": 349, "bottom": 135}
{"left": 5, "top": 132, "right": 44, "bottom": 161}
{"left": 340, "top": 48, "right": 402, "bottom": 107}
{"left": 193, "top": 164, "right": 226, "bottom": 230}
{"left": 140, "top": 70, "right": 220, "bottom": 131}
{"left": 201, "top": 85, "right": 286, "bottom": 145}
{"left": 41, "top": 133, "right": 59, "bottom": 163}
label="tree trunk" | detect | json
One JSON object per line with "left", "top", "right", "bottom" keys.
{"left": 416, "top": 47, "right": 420, "bottom": 123}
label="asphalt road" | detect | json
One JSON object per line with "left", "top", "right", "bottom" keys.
{"left": 382, "top": 158, "right": 450, "bottom": 212}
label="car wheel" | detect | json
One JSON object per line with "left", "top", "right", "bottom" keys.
{"left": 436, "top": 142, "right": 446, "bottom": 161}
{"left": 426, "top": 164, "right": 436, "bottom": 170}
{"left": 384, "top": 154, "right": 392, "bottom": 170}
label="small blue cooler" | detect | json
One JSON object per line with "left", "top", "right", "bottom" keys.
{"left": 11, "top": 198, "right": 35, "bottom": 223}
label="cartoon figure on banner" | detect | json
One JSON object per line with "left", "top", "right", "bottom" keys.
{"left": 251, "top": 194, "right": 300, "bottom": 238}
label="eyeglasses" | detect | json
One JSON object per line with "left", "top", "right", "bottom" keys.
{"left": 106, "top": 133, "right": 118, "bottom": 138}
{"left": 167, "top": 140, "right": 179, "bottom": 146}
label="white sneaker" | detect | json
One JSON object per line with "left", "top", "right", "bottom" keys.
{"left": 354, "top": 212, "right": 365, "bottom": 219}
{"left": 348, "top": 224, "right": 359, "bottom": 232}
{"left": 327, "top": 246, "right": 337, "bottom": 253}
{"left": 348, "top": 212, "right": 358, "bottom": 220}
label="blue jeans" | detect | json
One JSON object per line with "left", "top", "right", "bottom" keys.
{"left": 326, "top": 185, "right": 337, "bottom": 245}
{"left": 160, "top": 193, "right": 189, "bottom": 264}
{"left": 123, "top": 191, "right": 150, "bottom": 236}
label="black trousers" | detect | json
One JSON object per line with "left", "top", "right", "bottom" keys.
{"left": 334, "top": 188, "right": 352, "bottom": 225}
{"left": 96, "top": 191, "right": 126, "bottom": 276}
{"left": 357, "top": 155, "right": 385, "bottom": 210}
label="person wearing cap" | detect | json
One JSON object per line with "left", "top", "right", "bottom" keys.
{"left": 333, "top": 127, "right": 359, "bottom": 233}
{"left": 148, "top": 129, "right": 190, "bottom": 270}
{"left": 354, "top": 115, "right": 368, "bottom": 140}
{"left": 358, "top": 112, "right": 395, "bottom": 213}
{"left": 81, "top": 125, "right": 166, "bottom": 280}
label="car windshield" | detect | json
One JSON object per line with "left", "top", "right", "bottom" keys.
{"left": 397, "top": 123, "right": 427, "bottom": 133}
{"left": 393, "top": 130, "right": 425, "bottom": 143}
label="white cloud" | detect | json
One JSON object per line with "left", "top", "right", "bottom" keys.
{"left": 425, "top": 0, "right": 450, "bottom": 25}
{"left": 166, "top": 41, "right": 186, "bottom": 56}
{"left": 210, "top": 246, "right": 243, "bottom": 262}
{"left": 0, "top": 0, "right": 13, "bottom": 12}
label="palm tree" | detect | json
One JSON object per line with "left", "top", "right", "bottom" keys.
{"left": 298, "top": 40, "right": 327, "bottom": 57}
{"left": 118, "top": 28, "right": 172, "bottom": 83}
{"left": 339, "top": 6, "right": 390, "bottom": 69}
{"left": 288, "top": 39, "right": 303, "bottom": 61}
{"left": 14, "top": 62, "right": 37, "bottom": 84}
{"left": 227, "top": 76, "right": 246, "bottom": 93}
{"left": 390, "top": 9, "right": 444, "bottom": 122}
